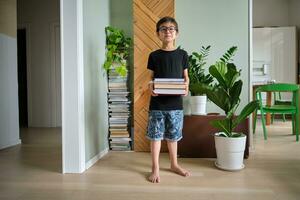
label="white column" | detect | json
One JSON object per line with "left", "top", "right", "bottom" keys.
{"left": 60, "top": 0, "right": 85, "bottom": 173}
{"left": 249, "top": 0, "right": 254, "bottom": 150}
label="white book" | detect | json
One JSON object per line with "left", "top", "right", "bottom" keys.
{"left": 154, "top": 78, "right": 184, "bottom": 82}
{"left": 110, "top": 137, "right": 132, "bottom": 142}
{"left": 110, "top": 134, "right": 130, "bottom": 138}
{"left": 153, "top": 89, "right": 185, "bottom": 95}
{"left": 109, "top": 128, "right": 128, "bottom": 131}
{"left": 108, "top": 91, "right": 129, "bottom": 95}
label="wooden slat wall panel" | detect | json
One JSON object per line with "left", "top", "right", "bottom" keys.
{"left": 133, "top": 0, "right": 174, "bottom": 151}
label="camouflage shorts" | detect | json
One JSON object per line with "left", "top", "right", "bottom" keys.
{"left": 146, "top": 110, "right": 183, "bottom": 142}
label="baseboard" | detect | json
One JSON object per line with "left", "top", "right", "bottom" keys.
{"left": 0, "top": 139, "right": 21, "bottom": 150}
{"left": 85, "top": 148, "right": 109, "bottom": 170}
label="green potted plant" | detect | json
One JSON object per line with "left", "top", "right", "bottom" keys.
{"left": 103, "top": 26, "right": 132, "bottom": 77}
{"left": 188, "top": 45, "right": 214, "bottom": 115}
{"left": 203, "top": 46, "right": 258, "bottom": 170}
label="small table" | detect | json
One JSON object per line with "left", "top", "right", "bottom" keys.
{"left": 178, "top": 115, "right": 249, "bottom": 158}
{"left": 253, "top": 84, "right": 272, "bottom": 125}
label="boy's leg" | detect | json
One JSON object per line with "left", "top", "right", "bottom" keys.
{"left": 149, "top": 140, "right": 161, "bottom": 183}
{"left": 165, "top": 110, "right": 190, "bottom": 177}
{"left": 146, "top": 110, "right": 164, "bottom": 183}
{"left": 167, "top": 141, "right": 190, "bottom": 177}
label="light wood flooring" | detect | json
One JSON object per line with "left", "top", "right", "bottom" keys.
{"left": 0, "top": 120, "right": 300, "bottom": 200}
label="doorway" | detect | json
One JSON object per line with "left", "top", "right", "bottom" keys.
{"left": 17, "top": 28, "right": 28, "bottom": 128}
{"left": 16, "top": 0, "right": 62, "bottom": 172}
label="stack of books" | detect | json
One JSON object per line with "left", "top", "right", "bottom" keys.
{"left": 153, "top": 78, "right": 186, "bottom": 95}
{"left": 107, "top": 69, "right": 131, "bottom": 151}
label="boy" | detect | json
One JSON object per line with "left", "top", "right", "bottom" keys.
{"left": 147, "top": 16, "right": 190, "bottom": 183}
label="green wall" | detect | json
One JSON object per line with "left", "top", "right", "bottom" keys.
{"left": 110, "top": 0, "right": 134, "bottom": 138}
{"left": 176, "top": 0, "right": 250, "bottom": 113}
{"left": 110, "top": 0, "right": 133, "bottom": 85}
{"left": 110, "top": 0, "right": 133, "bottom": 37}
{"left": 83, "top": 0, "right": 110, "bottom": 162}
{"left": 83, "top": 0, "right": 133, "bottom": 162}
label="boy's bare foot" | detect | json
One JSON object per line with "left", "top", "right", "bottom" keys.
{"left": 171, "top": 165, "right": 191, "bottom": 177}
{"left": 148, "top": 169, "right": 160, "bottom": 183}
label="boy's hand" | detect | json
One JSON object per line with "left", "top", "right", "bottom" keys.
{"left": 182, "top": 69, "right": 189, "bottom": 96}
{"left": 148, "top": 81, "right": 158, "bottom": 96}
{"left": 183, "top": 81, "right": 189, "bottom": 96}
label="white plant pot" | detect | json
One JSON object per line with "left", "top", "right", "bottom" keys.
{"left": 214, "top": 133, "right": 246, "bottom": 171}
{"left": 190, "top": 95, "right": 207, "bottom": 115}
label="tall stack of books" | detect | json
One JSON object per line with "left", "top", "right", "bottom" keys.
{"left": 153, "top": 78, "right": 186, "bottom": 95}
{"left": 108, "top": 68, "right": 131, "bottom": 151}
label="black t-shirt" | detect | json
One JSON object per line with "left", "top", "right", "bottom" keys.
{"left": 147, "top": 48, "right": 189, "bottom": 110}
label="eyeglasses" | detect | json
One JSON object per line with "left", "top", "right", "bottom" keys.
{"left": 158, "top": 26, "right": 177, "bottom": 33}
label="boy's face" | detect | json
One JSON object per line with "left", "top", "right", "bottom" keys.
{"left": 157, "top": 22, "right": 178, "bottom": 43}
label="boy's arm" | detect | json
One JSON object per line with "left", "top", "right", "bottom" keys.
{"left": 149, "top": 71, "right": 158, "bottom": 96}
{"left": 183, "top": 69, "right": 189, "bottom": 96}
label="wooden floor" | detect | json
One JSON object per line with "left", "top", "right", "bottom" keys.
{"left": 0, "top": 120, "right": 300, "bottom": 200}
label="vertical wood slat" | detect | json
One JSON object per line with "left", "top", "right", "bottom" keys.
{"left": 133, "top": 0, "right": 174, "bottom": 152}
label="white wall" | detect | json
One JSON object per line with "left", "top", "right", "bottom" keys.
{"left": 0, "top": 34, "right": 21, "bottom": 149}
{"left": 83, "top": 0, "right": 109, "bottom": 166}
{"left": 0, "top": 0, "right": 21, "bottom": 149}
{"left": 18, "top": 0, "right": 61, "bottom": 127}
{"left": 176, "top": 0, "right": 250, "bottom": 114}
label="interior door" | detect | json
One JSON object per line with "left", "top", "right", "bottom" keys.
{"left": 253, "top": 27, "right": 271, "bottom": 84}
{"left": 271, "top": 27, "right": 297, "bottom": 84}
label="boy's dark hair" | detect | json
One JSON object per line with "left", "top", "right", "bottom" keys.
{"left": 156, "top": 16, "right": 178, "bottom": 32}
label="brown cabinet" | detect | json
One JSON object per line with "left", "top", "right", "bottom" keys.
{"left": 178, "top": 115, "right": 249, "bottom": 158}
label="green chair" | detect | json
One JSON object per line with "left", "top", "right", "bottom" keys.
{"left": 271, "top": 92, "right": 291, "bottom": 123}
{"left": 253, "top": 83, "right": 299, "bottom": 141}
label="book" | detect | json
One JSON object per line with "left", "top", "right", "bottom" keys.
{"left": 110, "top": 130, "right": 129, "bottom": 135}
{"left": 108, "top": 91, "right": 129, "bottom": 95}
{"left": 107, "top": 60, "right": 132, "bottom": 151}
{"left": 110, "top": 144, "right": 131, "bottom": 150}
{"left": 154, "top": 78, "right": 184, "bottom": 82}
{"left": 154, "top": 83, "right": 186, "bottom": 89}
{"left": 153, "top": 88, "right": 185, "bottom": 95}
{"left": 152, "top": 78, "right": 186, "bottom": 94}
{"left": 110, "top": 134, "right": 130, "bottom": 138}
{"left": 109, "top": 128, "right": 128, "bottom": 131}
{"left": 110, "top": 137, "right": 132, "bottom": 142}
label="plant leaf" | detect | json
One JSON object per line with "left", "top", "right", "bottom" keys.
{"left": 209, "top": 62, "right": 227, "bottom": 89}
{"left": 232, "top": 100, "right": 259, "bottom": 129}
{"left": 229, "top": 80, "right": 242, "bottom": 108}
{"left": 115, "top": 65, "right": 127, "bottom": 77}
{"left": 204, "top": 86, "right": 230, "bottom": 112}
{"left": 188, "top": 45, "right": 213, "bottom": 95}
{"left": 219, "top": 46, "right": 237, "bottom": 63}
{"left": 226, "top": 63, "right": 241, "bottom": 87}
{"left": 103, "top": 26, "right": 131, "bottom": 76}
{"left": 232, "top": 132, "right": 243, "bottom": 137}
{"left": 211, "top": 118, "right": 231, "bottom": 137}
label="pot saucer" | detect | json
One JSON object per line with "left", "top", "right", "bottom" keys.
{"left": 214, "top": 161, "right": 245, "bottom": 171}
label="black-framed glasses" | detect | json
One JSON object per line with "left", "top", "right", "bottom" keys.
{"left": 159, "top": 26, "right": 177, "bottom": 33}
